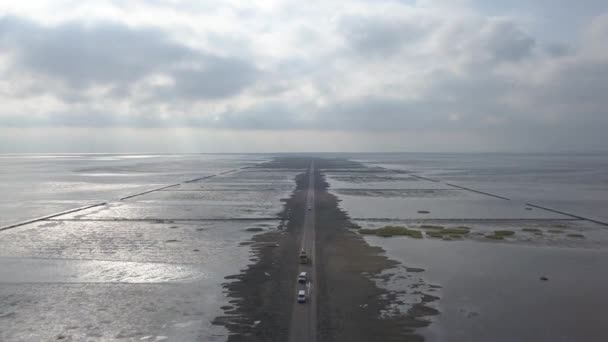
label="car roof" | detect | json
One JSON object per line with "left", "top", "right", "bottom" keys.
{"left": 299, "top": 272, "right": 307, "bottom": 276}
{"left": 298, "top": 290, "right": 306, "bottom": 295}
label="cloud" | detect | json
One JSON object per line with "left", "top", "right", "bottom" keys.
{"left": 0, "top": 17, "right": 191, "bottom": 85}
{"left": 0, "top": 16, "right": 261, "bottom": 101}
{"left": 169, "top": 58, "right": 260, "bottom": 100}
{"left": 0, "top": 1, "right": 607, "bottom": 152}
{"left": 338, "top": 13, "right": 430, "bottom": 57}
{"left": 480, "top": 19, "right": 536, "bottom": 62}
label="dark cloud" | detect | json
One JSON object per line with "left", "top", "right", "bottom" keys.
{"left": 543, "top": 43, "right": 571, "bottom": 57}
{"left": 338, "top": 15, "right": 427, "bottom": 57}
{"left": 482, "top": 20, "right": 536, "bottom": 62}
{"left": 0, "top": 17, "right": 192, "bottom": 85}
{"left": 0, "top": 16, "right": 260, "bottom": 99}
{"left": 530, "top": 60, "right": 608, "bottom": 124}
{"left": 169, "top": 57, "right": 260, "bottom": 100}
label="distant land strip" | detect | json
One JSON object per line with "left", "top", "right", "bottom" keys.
{"left": 444, "top": 183, "right": 512, "bottom": 200}
{"left": 408, "top": 174, "right": 443, "bottom": 183}
{"left": 524, "top": 204, "right": 608, "bottom": 226}
{"left": 0, "top": 202, "right": 107, "bottom": 232}
{"left": 351, "top": 217, "right": 581, "bottom": 222}
{"left": 400, "top": 172, "right": 607, "bottom": 226}
{"left": 0, "top": 162, "right": 268, "bottom": 232}
{"left": 119, "top": 183, "right": 181, "bottom": 200}
{"left": 121, "top": 164, "right": 260, "bottom": 200}
{"left": 45, "top": 217, "right": 282, "bottom": 222}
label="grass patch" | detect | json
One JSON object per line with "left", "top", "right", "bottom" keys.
{"left": 245, "top": 227, "right": 264, "bottom": 232}
{"left": 522, "top": 228, "right": 542, "bottom": 233}
{"left": 420, "top": 225, "right": 444, "bottom": 230}
{"left": 426, "top": 231, "right": 443, "bottom": 238}
{"left": 485, "top": 230, "right": 515, "bottom": 240}
{"left": 567, "top": 233, "right": 585, "bottom": 238}
{"left": 359, "top": 226, "right": 423, "bottom": 239}
{"left": 358, "top": 229, "right": 377, "bottom": 235}
{"left": 443, "top": 227, "right": 471, "bottom": 235}
{"left": 425, "top": 227, "right": 470, "bottom": 239}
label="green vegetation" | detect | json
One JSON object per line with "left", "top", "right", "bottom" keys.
{"left": 424, "top": 226, "right": 470, "bottom": 239}
{"left": 567, "top": 233, "right": 585, "bottom": 238}
{"left": 420, "top": 224, "right": 444, "bottom": 229}
{"left": 358, "top": 229, "right": 377, "bottom": 234}
{"left": 245, "top": 227, "right": 264, "bottom": 232}
{"left": 426, "top": 231, "right": 443, "bottom": 238}
{"left": 443, "top": 227, "right": 471, "bottom": 235}
{"left": 484, "top": 230, "right": 516, "bottom": 240}
{"left": 359, "top": 225, "right": 423, "bottom": 238}
{"left": 522, "top": 228, "right": 542, "bottom": 233}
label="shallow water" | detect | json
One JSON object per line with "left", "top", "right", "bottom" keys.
{"left": 367, "top": 237, "right": 608, "bottom": 342}
{"left": 352, "top": 152, "right": 608, "bottom": 222}
{"left": 2, "top": 152, "right": 607, "bottom": 340}
{"left": 327, "top": 153, "right": 608, "bottom": 341}
{"left": 0, "top": 154, "right": 267, "bottom": 226}
{"left": 0, "top": 154, "right": 294, "bottom": 341}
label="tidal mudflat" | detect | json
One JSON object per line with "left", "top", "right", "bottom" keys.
{"left": 328, "top": 154, "right": 608, "bottom": 342}
{"left": 0, "top": 154, "right": 295, "bottom": 341}
{"left": 1, "top": 153, "right": 606, "bottom": 341}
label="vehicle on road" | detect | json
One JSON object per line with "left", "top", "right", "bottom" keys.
{"left": 298, "top": 272, "right": 307, "bottom": 283}
{"left": 299, "top": 249, "right": 309, "bottom": 264}
{"left": 297, "top": 290, "right": 307, "bottom": 303}
{"left": 307, "top": 205, "right": 312, "bottom": 211}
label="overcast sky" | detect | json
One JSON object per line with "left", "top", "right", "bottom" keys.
{"left": 0, "top": 0, "right": 607, "bottom": 152}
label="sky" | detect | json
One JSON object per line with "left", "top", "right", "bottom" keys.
{"left": 0, "top": 0, "right": 607, "bottom": 153}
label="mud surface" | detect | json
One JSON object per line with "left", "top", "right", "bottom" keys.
{"left": 213, "top": 159, "right": 309, "bottom": 342}
{"left": 214, "top": 157, "right": 437, "bottom": 341}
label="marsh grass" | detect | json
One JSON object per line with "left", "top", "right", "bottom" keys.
{"left": 359, "top": 225, "right": 423, "bottom": 239}
{"left": 425, "top": 226, "right": 470, "bottom": 239}
{"left": 566, "top": 233, "right": 585, "bottom": 238}
{"left": 420, "top": 225, "right": 444, "bottom": 230}
{"left": 494, "top": 230, "right": 515, "bottom": 237}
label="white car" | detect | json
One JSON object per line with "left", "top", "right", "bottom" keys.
{"left": 298, "top": 272, "right": 307, "bottom": 284}
{"left": 297, "top": 290, "right": 306, "bottom": 303}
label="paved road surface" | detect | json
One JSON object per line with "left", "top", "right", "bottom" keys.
{"left": 288, "top": 160, "right": 317, "bottom": 342}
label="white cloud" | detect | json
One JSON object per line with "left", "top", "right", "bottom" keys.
{"left": 0, "top": 0, "right": 607, "bottom": 152}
